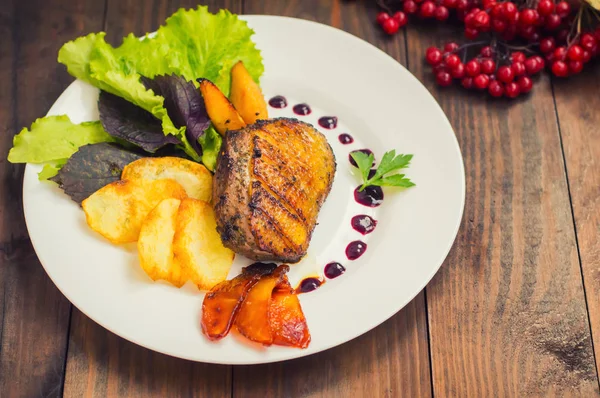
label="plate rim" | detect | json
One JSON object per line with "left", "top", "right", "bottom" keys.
{"left": 22, "top": 14, "right": 466, "bottom": 364}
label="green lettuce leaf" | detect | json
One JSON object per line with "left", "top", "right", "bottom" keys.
{"left": 38, "top": 159, "right": 68, "bottom": 181}
{"left": 198, "top": 126, "right": 222, "bottom": 172}
{"left": 8, "top": 115, "right": 115, "bottom": 164}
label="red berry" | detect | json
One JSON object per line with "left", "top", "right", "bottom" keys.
{"left": 497, "top": 65, "right": 514, "bottom": 83}
{"left": 580, "top": 34, "right": 597, "bottom": 51}
{"left": 480, "top": 46, "right": 493, "bottom": 57}
{"left": 444, "top": 42, "right": 459, "bottom": 52}
{"left": 404, "top": 0, "right": 419, "bottom": 14}
{"left": 436, "top": 71, "right": 453, "bottom": 87}
{"left": 465, "top": 59, "right": 481, "bottom": 76}
{"left": 568, "top": 60, "right": 583, "bottom": 74}
{"left": 481, "top": 58, "right": 496, "bottom": 74}
{"left": 512, "top": 52, "right": 526, "bottom": 63}
{"left": 556, "top": 1, "right": 570, "bottom": 17}
{"left": 567, "top": 45, "right": 584, "bottom": 61}
{"left": 425, "top": 47, "right": 443, "bottom": 65}
{"left": 376, "top": 12, "right": 390, "bottom": 25}
{"left": 553, "top": 46, "right": 567, "bottom": 61}
{"left": 582, "top": 50, "right": 592, "bottom": 63}
{"left": 451, "top": 63, "right": 466, "bottom": 78}
{"left": 488, "top": 81, "right": 504, "bottom": 97}
{"left": 511, "top": 62, "right": 526, "bottom": 76}
{"left": 435, "top": 6, "right": 450, "bottom": 21}
{"left": 503, "top": 2, "right": 518, "bottom": 20}
{"left": 446, "top": 54, "right": 461, "bottom": 68}
{"left": 504, "top": 82, "right": 520, "bottom": 98}
{"left": 491, "top": 4, "right": 504, "bottom": 18}
{"left": 482, "top": 0, "right": 496, "bottom": 8}
{"left": 465, "top": 27, "right": 479, "bottom": 39}
{"left": 474, "top": 74, "right": 490, "bottom": 89}
{"left": 551, "top": 60, "right": 569, "bottom": 76}
{"left": 394, "top": 11, "right": 408, "bottom": 27}
{"left": 464, "top": 12, "right": 476, "bottom": 27}
{"left": 521, "top": 9, "right": 539, "bottom": 25}
{"left": 474, "top": 10, "right": 491, "bottom": 28}
{"left": 524, "top": 57, "right": 539, "bottom": 74}
{"left": 540, "top": 37, "right": 556, "bottom": 53}
{"left": 519, "top": 25, "right": 536, "bottom": 39}
{"left": 461, "top": 77, "right": 474, "bottom": 89}
{"left": 545, "top": 14, "right": 561, "bottom": 30}
{"left": 537, "top": 0, "right": 555, "bottom": 16}
{"left": 492, "top": 19, "right": 507, "bottom": 33}
{"left": 456, "top": 0, "right": 468, "bottom": 10}
{"left": 533, "top": 55, "right": 545, "bottom": 69}
{"left": 530, "top": 32, "right": 541, "bottom": 42}
{"left": 382, "top": 18, "right": 400, "bottom": 34}
{"left": 420, "top": 1, "right": 437, "bottom": 18}
{"left": 517, "top": 76, "right": 533, "bottom": 93}
{"left": 443, "top": 0, "right": 458, "bottom": 7}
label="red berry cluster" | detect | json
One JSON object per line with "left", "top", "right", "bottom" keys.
{"left": 426, "top": 43, "right": 544, "bottom": 98}
{"left": 376, "top": 11, "right": 408, "bottom": 34}
{"left": 462, "top": 0, "right": 572, "bottom": 41}
{"left": 539, "top": 28, "right": 600, "bottom": 77}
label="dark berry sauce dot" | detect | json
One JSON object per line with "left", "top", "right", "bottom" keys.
{"left": 298, "top": 277, "right": 322, "bottom": 293}
{"left": 354, "top": 185, "right": 384, "bottom": 207}
{"left": 338, "top": 133, "right": 354, "bottom": 144}
{"left": 268, "top": 95, "right": 287, "bottom": 108}
{"left": 349, "top": 149, "right": 374, "bottom": 167}
{"left": 324, "top": 262, "right": 346, "bottom": 279}
{"left": 318, "top": 116, "right": 338, "bottom": 129}
{"left": 351, "top": 215, "right": 378, "bottom": 235}
{"left": 346, "top": 241, "right": 367, "bottom": 260}
{"left": 293, "top": 103, "right": 311, "bottom": 115}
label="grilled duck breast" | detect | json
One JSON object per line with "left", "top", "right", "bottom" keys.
{"left": 212, "top": 118, "right": 336, "bottom": 263}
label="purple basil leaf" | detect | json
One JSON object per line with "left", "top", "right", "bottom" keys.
{"left": 50, "top": 143, "right": 144, "bottom": 204}
{"left": 98, "top": 91, "right": 181, "bottom": 153}
{"left": 141, "top": 75, "right": 209, "bottom": 156}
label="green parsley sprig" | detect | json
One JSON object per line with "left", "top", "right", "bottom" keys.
{"left": 350, "top": 150, "right": 415, "bottom": 192}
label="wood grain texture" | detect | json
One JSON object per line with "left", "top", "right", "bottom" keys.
{"left": 0, "top": 1, "right": 105, "bottom": 396}
{"left": 553, "top": 69, "right": 600, "bottom": 379}
{"left": 234, "top": 1, "right": 433, "bottom": 396}
{"left": 405, "top": 23, "right": 600, "bottom": 396}
{"left": 61, "top": 1, "right": 239, "bottom": 397}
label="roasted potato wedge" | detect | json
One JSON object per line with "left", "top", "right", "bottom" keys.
{"left": 229, "top": 61, "right": 268, "bottom": 124}
{"left": 201, "top": 263, "right": 277, "bottom": 340}
{"left": 270, "top": 277, "right": 311, "bottom": 348}
{"left": 173, "top": 198, "right": 235, "bottom": 290}
{"left": 198, "top": 78, "right": 246, "bottom": 135}
{"left": 235, "top": 265, "right": 288, "bottom": 345}
{"left": 137, "top": 198, "right": 185, "bottom": 287}
{"left": 82, "top": 179, "right": 187, "bottom": 243}
{"left": 122, "top": 157, "right": 212, "bottom": 202}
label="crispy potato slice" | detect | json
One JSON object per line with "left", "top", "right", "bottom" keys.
{"left": 198, "top": 78, "right": 246, "bottom": 136}
{"left": 173, "top": 198, "right": 235, "bottom": 290}
{"left": 82, "top": 179, "right": 187, "bottom": 243}
{"left": 270, "top": 277, "right": 311, "bottom": 348}
{"left": 235, "top": 265, "right": 289, "bottom": 345}
{"left": 137, "top": 198, "right": 185, "bottom": 287}
{"left": 201, "top": 263, "right": 277, "bottom": 340}
{"left": 229, "top": 61, "right": 268, "bottom": 124}
{"left": 122, "top": 157, "right": 212, "bottom": 202}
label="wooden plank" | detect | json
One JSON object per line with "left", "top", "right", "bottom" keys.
{"left": 62, "top": 1, "right": 239, "bottom": 397}
{"left": 234, "top": 2, "right": 433, "bottom": 397}
{"left": 553, "top": 68, "right": 600, "bottom": 379}
{"left": 404, "top": 23, "right": 600, "bottom": 396}
{"left": 0, "top": 1, "right": 106, "bottom": 397}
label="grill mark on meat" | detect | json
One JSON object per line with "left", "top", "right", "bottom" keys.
{"left": 251, "top": 208, "right": 299, "bottom": 259}
{"left": 250, "top": 183, "right": 308, "bottom": 248}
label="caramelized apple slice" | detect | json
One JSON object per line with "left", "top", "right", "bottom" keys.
{"left": 201, "top": 263, "right": 276, "bottom": 340}
{"left": 269, "top": 277, "right": 311, "bottom": 348}
{"left": 230, "top": 61, "right": 268, "bottom": 124}
{"left": 197, "top": 78, "right": 246, "bottom": 135}
{"left": 235, "top": 265, "right": 289, "bottom": 345}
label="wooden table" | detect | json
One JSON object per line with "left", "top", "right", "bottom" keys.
{"left": 1, "top": 0, "right": 599, "bottom": 396}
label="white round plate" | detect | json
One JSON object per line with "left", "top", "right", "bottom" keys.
{"left": 23, "top": 15, "right": 465, "bottom": 364}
